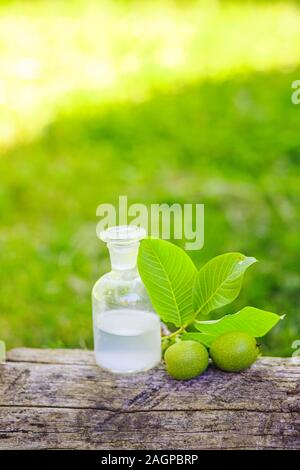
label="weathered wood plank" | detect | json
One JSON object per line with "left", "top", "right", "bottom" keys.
{"left": 1, "top": 407, "right": 299, "bottom": 450}
{"left": 6, "top": 347, "right": 95, "bottom": 365}
{"left": 1, "top": 354, "right": 299, "bottom": 412}
{"left": 0, "top": 349, "right": 299, "bottom": 450}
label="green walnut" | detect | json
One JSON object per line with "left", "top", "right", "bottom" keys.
{"left": 210, "top": 331, "right": 259, "bottom": 372}
{"left": 164, "top": 340, "right": 209, "bottom": 380}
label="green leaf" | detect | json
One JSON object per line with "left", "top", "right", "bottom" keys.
{"left": 137, "top": 238, "right": 197, "bottom": 327}
{"left": 181, "top": 332, "right": 215, "bottom": 348}
{"left": 195, "top": 306, "right": 284, "bottom": 338}
{"left": 193, "top": 252, "right": 257, "bottom": 318}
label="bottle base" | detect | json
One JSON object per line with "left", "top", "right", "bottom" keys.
{"left": 94, "top": 355, "right": 161, "bottom": 374}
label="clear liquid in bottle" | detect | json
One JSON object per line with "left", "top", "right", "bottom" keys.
{"left": 94, "top": 309, "right": 161, "bottom": 373}
{"left": 92, "top": 225, "right": 162, "bottom": 373}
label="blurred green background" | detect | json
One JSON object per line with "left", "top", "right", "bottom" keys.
{"left": 0, "top": 0, "right": 299, "bottom": 355}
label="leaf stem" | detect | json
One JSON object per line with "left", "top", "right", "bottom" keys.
{"left": 162, "top": 325, "right": 187, "bottom": 341}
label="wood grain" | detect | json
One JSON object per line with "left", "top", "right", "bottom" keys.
{"left": 0, "top": 348, "right": 299, "bottom": 449}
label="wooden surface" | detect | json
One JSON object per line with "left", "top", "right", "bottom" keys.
{"left": 0, "top": 348, "right": 299, "bottom": 450}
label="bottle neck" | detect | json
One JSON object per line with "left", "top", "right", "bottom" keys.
{"left": 107, "top": 241, "right": 140, "bottom": 271}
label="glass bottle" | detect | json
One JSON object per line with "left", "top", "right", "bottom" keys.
{"left": 92, "top": 225, "right": 161, "bottom": 373}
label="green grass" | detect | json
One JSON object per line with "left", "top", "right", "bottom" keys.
{"left": 0, "top": 0, "right": 299, "bottom": 356}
